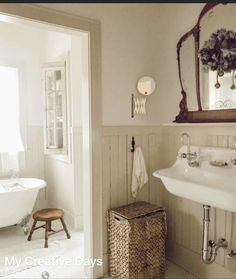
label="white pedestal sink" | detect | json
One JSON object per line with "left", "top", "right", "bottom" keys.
{"left": 153, "top": 145, "right": 236, "bottom": 213}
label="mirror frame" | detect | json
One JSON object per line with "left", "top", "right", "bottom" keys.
{"left": 175, "top": 3, "right": 236, "bottom": 123}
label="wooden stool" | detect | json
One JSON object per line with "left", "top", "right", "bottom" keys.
{"left": 27, "top": 208, "right": 70, "bottom": 248}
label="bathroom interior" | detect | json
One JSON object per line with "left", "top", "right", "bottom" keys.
{"left": 0, "top": 11, "right": 87, "bottom": 278}
{"left": 1, "top": 2, "right": 236, "bottom": 279}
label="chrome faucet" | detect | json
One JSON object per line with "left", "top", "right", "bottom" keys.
{"left": 180, "top": 133, "right": 199, "bottom": 167}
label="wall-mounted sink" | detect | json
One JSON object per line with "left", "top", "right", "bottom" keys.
{"left": 153, "top": 145, "right": 236, "bottom": 212}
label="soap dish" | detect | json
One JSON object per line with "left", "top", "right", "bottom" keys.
{"left": 210, "top": 160, "right": 228, "bottom": 167}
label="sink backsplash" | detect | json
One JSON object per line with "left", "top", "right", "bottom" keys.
{"left": 178, "top": 145, "right": 236, "bottom": 166}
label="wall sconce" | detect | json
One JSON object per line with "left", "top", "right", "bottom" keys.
{"left": 131, "top": 76, "right": 156, "bottom": 118}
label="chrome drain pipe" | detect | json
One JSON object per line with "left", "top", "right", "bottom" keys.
{"left": 202, "top": 205, "right": 228, "bottom": 264}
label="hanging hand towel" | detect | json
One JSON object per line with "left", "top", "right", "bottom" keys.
{"left": 131, "top": 146, "right": 148, "bottom": 198}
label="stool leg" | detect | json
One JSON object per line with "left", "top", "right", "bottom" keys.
{"left": 45, "top": 221, "right": 49, "bottom": 248}
{"left": 48, "top": 221, "right": 52, "bottom": 232}
{"left": 60, "top": 217, "right": 71, "bottom": 239}
{"left": 27, "top": 220, "right": 37, "bottom": 241}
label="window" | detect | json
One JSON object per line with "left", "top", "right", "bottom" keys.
{"left": 42, "top": 58, "right": 71, "bottom": 161}
{"left": 0, "top": 66, "right": 24, "bottom": 153}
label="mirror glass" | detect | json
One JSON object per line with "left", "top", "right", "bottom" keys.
{"left": 180, "top": 35, "right": 198, "bottom": 111}
{"left": 200, "top": 4, "right": 236, "bottom": 110}
{"left": 137, "top": 76, "right": 156, "bottom": 95}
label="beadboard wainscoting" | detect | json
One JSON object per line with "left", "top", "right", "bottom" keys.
{"left": 21, "top": 126, "right": 47, "bottom": 210}
{"left": 162, "top": 125, "right": 236, "bottom": 279}
{"left": 102, "top": 124, "right": 236, "bottom": 278}
{"left": 102, "top": 126, "right": 164, "bottom": 273}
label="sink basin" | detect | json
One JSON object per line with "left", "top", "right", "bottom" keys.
{"left": 153, "top": 145, "right": 236, "bottom": 212}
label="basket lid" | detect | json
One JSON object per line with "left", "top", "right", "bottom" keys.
{"left": 110, "top": 201, "right": 165, "bottom": 220}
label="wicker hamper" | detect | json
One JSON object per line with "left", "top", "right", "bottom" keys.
{"left": 108, "top": 201, "right": 167, "bottom": 279}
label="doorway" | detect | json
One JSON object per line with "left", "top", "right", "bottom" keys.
{"left": 0, "top": 4, "right": 102, "bottom": 279}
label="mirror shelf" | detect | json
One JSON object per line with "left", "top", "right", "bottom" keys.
{"left": 163, "top": 122, "right": 236, "bottom": 127}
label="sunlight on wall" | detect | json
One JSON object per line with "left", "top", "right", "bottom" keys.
{"left": 0, "top": 66, "right": 24, "bottom": 153}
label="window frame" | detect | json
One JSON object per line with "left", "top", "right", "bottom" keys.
{"left": 42, "top": 53, "right": 72, "bottom": 163}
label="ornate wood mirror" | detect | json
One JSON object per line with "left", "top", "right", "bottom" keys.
{"left": 175, "top": 3, "right": 236, "bottom": 122}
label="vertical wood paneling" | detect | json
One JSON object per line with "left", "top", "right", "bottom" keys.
{"left": 209, "top": 206, "right": 216, "bottom": 246}
{"left": 110, "top": 136, "right": 119, "bottom": 207}
{"left": 228, "top": 136, "right": 236, "bottom": 149}
{"left": 167, "top": 193, "right": 175, "bottom": 243}
{"left": 216, "top": 135, "right": 228, "bottom": 265}
{"left": 182, "top": 199, "right": 190, "bottom": 248}
{"left": 127, "top": 135, "right": 135, "bottom": 204}
{"left": 231, "top": 213, "right": 236, "bottom": 253}
{"left": 102, "top": 136, "right": 111, "bottom": 258}
{"left": 102, "top": 125, "right": 236, "bottom": 273}
{"left": 22, "top": 126, "right": 46, "bottom": 209}
{"left": 117, "top": 135, "right": 128, "bottom": 206}
{"left": 217, "top": 135, "right": 228, "bottom": 148}
{"left": 225, "top": 211, "right": 233, "bottom": 248}
{"left": 215, "top": 209, "right": 227, "bottom": 265}
{"left": 207, "top": 134, "right": 218, "bottom": 147}
{"left": 102, "top": 126, "right": 162, "bottom": 259}
{"left": 149, "top": 134, "right": 162, "bottom": 206}
{"left": 175, "top": 197, "right": 182, "bottom": 246}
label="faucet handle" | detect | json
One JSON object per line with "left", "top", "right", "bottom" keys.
{"left": 180, "top": 152, "right": 187, "bottom": 159}
{"left": 231, "top": 159, "right": 236, "bottom": 165}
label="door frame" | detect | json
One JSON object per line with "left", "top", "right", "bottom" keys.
{"left": 0, "top": 4, "right": 103, "bottom": 278}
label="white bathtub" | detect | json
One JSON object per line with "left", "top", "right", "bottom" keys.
{"left": 0, "top": 178, "right": 46, "bottom": 228}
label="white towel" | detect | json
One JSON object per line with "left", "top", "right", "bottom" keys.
{"left": 131, "top": 146, "right": 148, "bottom": 198}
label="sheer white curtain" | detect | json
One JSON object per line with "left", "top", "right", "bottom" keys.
{"left": 0, "top": 66, "right": 25, "bottom": 176}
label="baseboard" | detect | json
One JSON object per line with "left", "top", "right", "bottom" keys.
{"left": 167, "top": 242, "right": 236, "bottom": 278}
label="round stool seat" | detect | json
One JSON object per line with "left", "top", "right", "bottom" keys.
{"left": 33, "top": 208, "right": 64, "bottom": 221}
{"left": 28, "top": 207, "right": 70, "bottom": 248}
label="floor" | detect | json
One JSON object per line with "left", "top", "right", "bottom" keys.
{"left": 103, "top": 261, "right": 196, "bottom": 279}
{"left": 0, "top": 222, "right": 85, "bottom": 278}
{"left": 165, "top": 261, "right": 196, "bottom": 279}
{"left": 0, "top": 223, "right": 196, "bottom": 279}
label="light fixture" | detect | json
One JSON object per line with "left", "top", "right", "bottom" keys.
{"left": 131, "top": 76, "right": 156, "bottom": 118}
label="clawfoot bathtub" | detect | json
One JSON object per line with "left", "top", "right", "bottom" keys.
{"left": 0, "top": 178, "right": 46, "bottom": 230}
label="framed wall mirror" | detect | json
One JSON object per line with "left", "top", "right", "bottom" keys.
{"left": 175, "top": 3, "right": 236, "bottom": 123}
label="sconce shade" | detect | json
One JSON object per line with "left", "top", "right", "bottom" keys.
{"left": 137, "top": 76, "right": 156, "bottom": 95}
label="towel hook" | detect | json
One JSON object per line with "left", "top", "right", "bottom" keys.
{"left": 131, "top": 136, "right": 135, "bottom": 152}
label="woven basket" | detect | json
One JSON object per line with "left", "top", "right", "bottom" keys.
{"left": 108, "top": 201, "right": 167, "bottom": 279}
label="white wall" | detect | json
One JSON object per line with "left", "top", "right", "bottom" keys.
{"left": 0, "top": 21, "right": 46, "bottom": 126}
{"left": 0, "top": 21, "right": 46, "bottom": 209}
{"left": 38, "top": 4, "right": 164, "bottom": 125}
{"left": 37, "top": 4, "right": 208, "bottom": 125}
{"left": 44, "top": 30, "right": 84, "bottom": 229}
